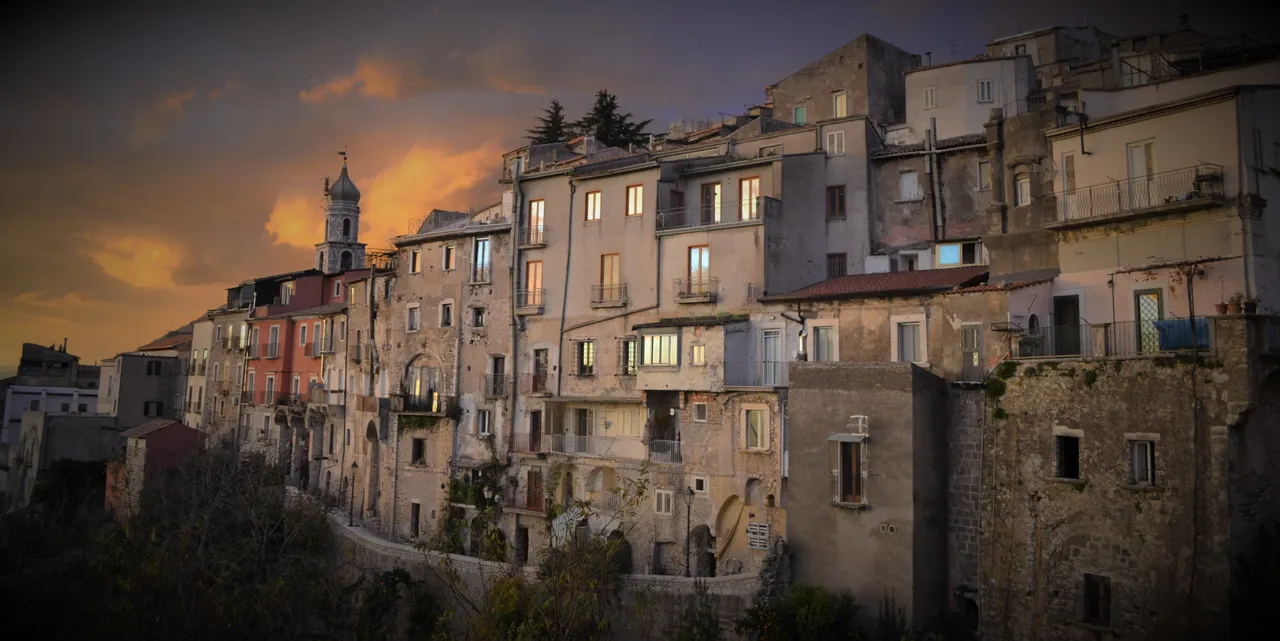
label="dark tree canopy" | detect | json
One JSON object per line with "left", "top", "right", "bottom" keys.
{"left": 572, "top": 89, "right": 653, "bottom": 150}
{"left": 526, "top": 98, "right": 571, "bottom": 144}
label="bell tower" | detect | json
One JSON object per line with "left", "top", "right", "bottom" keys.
{"left": 316, "top": 151, "right": 366, "bottom": 274}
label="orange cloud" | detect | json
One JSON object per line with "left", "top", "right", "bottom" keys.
{"left": 81, "top": 233, "right": 185, "bottom": 289}
{"left": 265, "top": 195, "right": 326, "bottom": 250}
{"left": 129, "top": 89, "right": 198, "bottom": 146}
{"left": 13, "top": 291, "right": 99, "bottom": 309}
{"left": 299, "top": 53, "right": 543, "bottom": 103}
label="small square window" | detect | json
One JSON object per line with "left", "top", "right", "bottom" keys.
{"left": 1056, "top": 435, "right": 1081, "bottom": 479}
{"left": 78, "top": 404, "right": 88, "bottom": 413}
{"left": 1083, "top": 574, "right": 1112, "bottom": 625}
{"left": 411, "top": 438, "right": 425, "bottom": 464}
{"left": 655, "top": 489, "right": 674, "bottom": 515}
{"left": 693, "top": 476, "right": 708, "bottom": 493}
{"left": 1130, "top": 440, "right": 1155, "bottom": 485}
{"left": 826, "top": 253, "right": 847, "bottom": 278}
{"left": 60, "top": 402, "right": 70, "bottom": 412}
{"left": 473, "top": 307, "right": 485, "bottom": 328}
{"left": 690, "top": 343, "right": 706, "bottom": 366}
{"left": 693, "top": 402, "right": 708, "bottom": 422}
{"left": 1014, "top": 44, "right": 1026, "bottom": 55}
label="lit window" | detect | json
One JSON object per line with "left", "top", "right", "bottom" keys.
{"left": 832, "top": 91, "right": 848, "bottom": 118}
{"left": 744, "top": 409, "right": 767, "bottom": 450}
{"left": 576, "top": 341, "right": 596, "bottom": 376}
{"left": 626, "top": 185, "right": 643, "bottom": 216}
{"left": 586, "top": 191, "right": 602, "bottom": 221}
{"left": 642, "top": 333, "right": 679, "bottom": 366}
{"left": 690, "top": 343, "right": 706, "bottom": 366}
{"left": 922, "top": 86, "right": 936, "bottom": 110}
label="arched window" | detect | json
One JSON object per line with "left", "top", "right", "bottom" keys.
{"left": 317, "top": 250, "right": 325, "bottom": 270}
{"left": 342, "top": 218, "right": 352, "bottom": 239}
{"left": 340, "top": 251, "right": 353, "bottom": 270}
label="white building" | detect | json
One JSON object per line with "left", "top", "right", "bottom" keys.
{"left": 2, "top": 385, "right": 102, "bottom": 445}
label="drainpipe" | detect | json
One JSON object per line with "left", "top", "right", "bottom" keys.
{"left": 928, "top": 117, "right": 944, "bottom": 241}
{"left": 449, "top": 277, "right": 464, "bottom": 481}
{"left": 510, "top": 159, "right": 523, "bottom": 455}
{"left": 555, "top": 180, "right": 578, "bottom": 397}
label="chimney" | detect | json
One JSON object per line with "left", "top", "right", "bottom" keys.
{"left": 1178, "top": 14, "right": 1190, "bottom": 28}
{"left": 62, "top": 338, "right": 68, "bottom": 352}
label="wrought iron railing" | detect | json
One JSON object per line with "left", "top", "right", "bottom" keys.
{"left": 519, "top": 373, "right": 551, "bottom": 395}
{"left": 649, "top": 439, "right": 682, "bottom": 464}
{"left": 591, "top": 283, "right": 627, "bottom": 306}
{"left": 1012, "top": 319, "right": 1211, "bottom": 359}
{"left": 656, "top": 196, "right": 781, "bottom": 231}
{"left": 520, "top": 225, "right": 546, "bottom": 246}
{"left": 319, "top": 339, "right": 336, "bottom": 354}
{"left": 484, "top": 375, "right": 508, "bottom": 399}
{"left": 401, "top": 392, "right": 453, "bottom": 414}
{"left": 471, "top": 263, "right": 491, "bottom": 283}
{"left": 517, "top": 289, "right": 545, "bottom": 308}
{"left": 724, "top": 360, "right": 787, "bottom": 387}
{"left": 510, "top": 431, "right": 542, "bottom": 454}
{"left": 547, "top": 434, "right": 593, "bottom": 456}
{"left": 675, "top": 277, "right": 718, "bottom": 301}
{"left": 1052, "top": 164, "right": 1224, "bottom": 222}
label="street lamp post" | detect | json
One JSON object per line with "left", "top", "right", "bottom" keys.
{"left": 684, "top": 486, "right": 695, "bottom": 578}
{"left": 349, "top": 461, "right": 359, "bottom": 527}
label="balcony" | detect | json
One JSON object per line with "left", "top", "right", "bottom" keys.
{"left": 519, "top": 224, "right": 547, "bottom": 248}
{"left": 724, "top": 360, "right": 788, "bottom": 388}
{"left": 504, "top": 487, "right": 546, "bottom": 514}
{"left": 519, "top": 373, "right": 552, "bottom": 396}
{"left": 355, "top": 394, "right": 379, "bottom": 413}
{"left": 675, "top": 277, "right": 718, "bottom": 304}
{"left": 510, "top": 430, "right": 543, "bottom": 454}
{"left": 516, "top": 289, "right": 545, "bottom": 315}
{"left": 656, "top": 196, "right": 781, "bottom": 233}
{"left": 590, "top": 283, "right": 627, "bottom": 309}
{"left": 1011, "top": 319, "right": 1211, "bottom": 360}
{"left": 484, "top": 374, "right": 508, "bottom": 399}
{"left": 546, "top": 433, "right": 597, "bottom": 456}
{"left": 471, "top": 263, "right": 492, "bottom": 284}
{"left": 649, "top": 439, "right": 682, "bottom": 464}
{"left": 307, "top": 386, "right": 328, "bottom": 404}
{"left": 265, "top": 344, "right": 281, "bottom": 360}
{"left": 399, "top": 392, "right": 455, "bottom": 415}
{"left": 1048, "top": 164, "right": 1225, "bottom": 228}
{"left": 319, "top": 339, "right": 336, "bottom": 355}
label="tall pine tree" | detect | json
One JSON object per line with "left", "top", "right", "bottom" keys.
{"left": 526, "top": 99, "right": 570, "bottom": 144}
{"left": 573, "top": 89, "right": 653, "bottom": 149}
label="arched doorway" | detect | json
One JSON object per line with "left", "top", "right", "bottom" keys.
{"left": 364, "top": 421, "right": 379, "bottom": 516}
{"left": 340, "top": 250, "right": 353, "bottom": 270}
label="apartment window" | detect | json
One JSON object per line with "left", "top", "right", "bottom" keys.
{"left": 896, "top": 322, "right": 921, "bottom": 363}
{"left": 693, "top": 476, "right": 708, "bottom": 493}
{"left": 292, "top": 375, "right": 301, "bottom": 396}
{"left": 407, "top": 304, "right": 421, "bottom": 332}
{"left": 346, "top": 429, "right": 350, "bottom": 446}
{"left": 333, "top": 281, "right": 342, "bottom": 297}
{"left": 977, "top": 79, "right": 995, "bottom": 103}
{"left": 1062, "top": 153, "right": 1076, "bottom": 192}
{"left": 60, "top": 402, "right": 70, "bottom": 412}
{"left": 265, "top": 376, "right": 276, "bottom": 400}
{"left": 410, "top": 502, "right": 421, "bottom": 538}
{"left": 1056, "top": 434, "right": 1081, "bottom": 479}
{"left": 1083, "top": 574, "right": 1112, "bottom": 626}
{"left": 978, "top": 160, "right": 992, "bottom": 191}
{"left": 477, "top": 409, "right": 492, "bottom": 436}
{"left": 690, "top": 343, "right": 706, "bottom": 366}
{"left": 1014, "top": 44, "right": 1026, "bottom": 55}
{"left": 146, "top": 360, "right": 162, "bottom": 375}
{"left": 281, "top": 282, "right": 294, "bottom": 304}
{"left": 700, "top": 183, "right": 721, "bottom": 223}
{"left": 832, "top": 91, "right": 848, "bottom": 118}
{"left": 440, "top": 302, "right": 453, "bottom": 328}
{"left": 923, "top": 86, "right": 937, "bottom": 110}
{"left": 1130, "top": 440, "right": 1155, "bottom": 485}
{"left": 586, "top": 191, "right": 602, "bottom": 221}
{"left": 329, "top": 425, "right": 336, "bottom": 453}
{"left": 524, "top": 260, "right": 543, "bottom": 306}
{"left": 744, "top": 408, "right": 767, "bottom": 450}
{"left": 409, "top": 249, "right": 421, "bottom": 274}
{"left": 299, "top": 324, "right": 308, "bottom": 346}
{"left": 834, "top": 440, "right": 864, "bottom": 504}
{"left": 1014, "top": 175, "right": 1031, "bottom": 206}
{"left": 619, "top": 338, "right": 638, "bottom": 376}
{"left": 576, "top": 341, "right": 596, "bottom": 376}
{"left": 826, "top": 253, "right": 847, "bottom": 278}
{"left": 472, "top": 238, "right": 491, "bottom": 282}
{"left": 642, "top": 333, "right": 679, "bottom": 366}
{"left": 655, "top": 490, "right": 674, "bottom": 515}
{"left": 626, "top": 185, "right": 643, "bottom": 216}
{"left": 938, "top": 240, "right": 982, "bottom": 266}
{"left": 442, "top": 245, "right": 455, "bottom": 271}
{"left": 599, "top": 253, "right": 621, "bottom": 295}
{"left": 898, "top": 171, "right": 922, "bottom": 201}
{"left": 826, "top": 130, "right": 845, "bottom": 156}
{"left": 813, "top": 326, "right": 836, "bottom": 362}
{"left": 268, "top": 326, "right": 280, "bottom": 358}
{"left": 793, "top": 105, "right": 807, "bottom": 125}
{"left": 528, "top": 199, "right": 545, "bottom": 240}
{"left": 739, "top": 177, "right": 760, "bottom": 220}
{"left": 688, "top": 245, "right": 710, "bottom": 287}
{"left": 472, "top": 307, "right": 485, "bottom": 328}
{"left": 693, "top": 402, "right": 708, "bottom": 422}
{"left": 826, "top": 185, "right": 847, "bottom": 219}
{"left": 78, "top": 403, "right": 88, "bottom": 413}
{"left": 339, "top": 320, "right": 347, "bottom": 339}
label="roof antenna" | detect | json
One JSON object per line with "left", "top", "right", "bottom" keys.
{"left": 338, "top": 146, "right": 348, "bottom": 166}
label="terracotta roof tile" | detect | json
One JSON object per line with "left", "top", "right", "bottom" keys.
{"left": 948, "top": 277, "right": 1054, "bottom": 294}
{"left": 764, "top": 266, "right": 988, "bottom": 302}
{"left": 120, "top": 419, "right": 189, "bottom": 439}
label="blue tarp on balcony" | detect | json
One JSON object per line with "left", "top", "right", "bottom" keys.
{"left": 1154, "top": 318, "right": 1210, "bottom": 350}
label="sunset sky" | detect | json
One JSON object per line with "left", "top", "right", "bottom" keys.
{"left": 0, "top": 0, "right": 1248, "bottom": 375}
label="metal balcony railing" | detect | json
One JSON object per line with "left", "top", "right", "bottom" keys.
{"left": 547, "top": 434, "right": 595, "bottom": 456}
{"left": 484, "top": 374, "right": 508, "bottom": 399}
{"left": 519, "top": 373, "right": 551, "bottom": 395}
{"left": 401, "top": 392, "right": 454, "bottom": 414}
{"left": 591, "top": 283, "right": 627, "bottom": 307}
{"left": 510, "top": 431, "right": 542, "bottom": 454}
{"left": 471, "top": 263, "right": 491, "bottom": 283}
{"left": 649, "top": 439, "right": 682, "bottom": 464}
{"left": 517, "top": 289, "right": 545, "bottom": 308}
{"left": 656, "top": 196, "right": 781, "bottom": 231}
{"left": 319, "top": 339, "right": 336, "bottom": 354}
{"left": 1052, "top": 164, "right": 1225, "bottom": 222}
{"left": 520, "top": 224, "right": 546, "bottom": 246}
{"left": 675, "top": 277, "right": 718, "bottom": 302}
{"left": 724, "top": 360, "right": 788, "bottom": 387}
{"left": 265, "top": 343, "right": 280, "bottom": 359}
{"left": 1012, "top": 319, "right": 1211, "bottom": 360}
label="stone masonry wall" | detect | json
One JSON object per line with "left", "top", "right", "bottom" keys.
{"left": 946, "top": 387, "right": 984, "bottom": 602}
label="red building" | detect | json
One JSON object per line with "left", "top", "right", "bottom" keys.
{"left": 106, "top": 419, "right": 202, "bottom": 515}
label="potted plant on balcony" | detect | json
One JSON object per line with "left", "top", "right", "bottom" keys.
{"left": 1243, "top": 296, "right": 1258, "bottom": 314}
{"left": 1215, "top": 299, "right": 1228, "bottom": 315}
{"left": 1227, "top": 293, "right": 1244, "bottom": 315}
